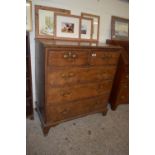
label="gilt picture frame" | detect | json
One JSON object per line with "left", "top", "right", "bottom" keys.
{"left": 111, "top": 16, "right": 129, "bottom": 40}
{"left": 54, "top": 13, "right": 80, "bottom": 41}
{"left": 35, "top": 5, "right": 71, "bottom": 39}
{"left": 81, "top": 13, "right": 100, "bottom": 42}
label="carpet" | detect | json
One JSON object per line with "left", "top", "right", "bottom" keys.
{"left": 26, "top": 104, "right": 129, "bottom": 155}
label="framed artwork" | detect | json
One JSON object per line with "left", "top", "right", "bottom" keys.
{"left": 81, "top": 13, "right": 100, "bottom": 42}
{"left": 26, "top": 1, "right": 32, "bottom": 31}
{"left": 35, "top": 5, "right": 71, "bottom": 39}
{"left": 55, "top": 13, "right": 80, "bottom": 40}
{"left": 80, "top": 17, "right": 93, "bottom": 41}
{"left": 111, "top": 16, "right": 129, "bottom": 40}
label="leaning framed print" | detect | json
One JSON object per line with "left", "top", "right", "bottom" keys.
{"left": 55, "top": 13, "right": 80, "bottom": 40}
{"left": 26, "top": 1, "right": 32, "bottom": 31}
{"left": 111, "top": 16, "right": 129, "bottom": 40}
{"left": 35, "top": 5, "right": 71, "bottom": 39}
{"left": 80, "top": 17, "right": 93, "bottom": 41}
{"left": 81, "top": 13, "right": 100, "bottom": 42}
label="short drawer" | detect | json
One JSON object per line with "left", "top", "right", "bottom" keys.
{"left": 47, "top": 80, "right": 113, "bottom": 104}
{"left": 47, "top": 66, "right": 116, "bottom": 86}
{"left": 47, "top": 50, "right": 89, "bottom": 67}
{"left": 117, "top": 84, "right": 129, "bottom": 104}
{"left": 46, "top": 96, "right": 108, "bottom": 122}
{"left": 89, "top": 51, "right": 120, "bottom": 66}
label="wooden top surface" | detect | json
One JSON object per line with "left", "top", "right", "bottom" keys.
{"left": 36, "top": 39, "right": 122, "bottom": 50}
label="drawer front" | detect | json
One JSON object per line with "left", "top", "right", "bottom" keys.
{"left": 117, "top": 84, "right": 129, "bottom": 104}
{"left": 47, "top": 66, "right": 116, "bottom": 86}
{"left": 89, "top": 51, "right": 120, "bottom": 66}
{"left": 47, "top": 51, "right": 89, "bottom": 67}
{"left": 46, "top": 96, "right": 108, "bottom": 122}
{"left": 47, "top": 80, "right": 113, "bottom": 104}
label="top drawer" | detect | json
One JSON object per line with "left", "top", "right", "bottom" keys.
{"left": 89, "top": 51, "right": 120, "bottom": 66}
{"left": 47, "top": 50, "right": 89, "bottom": 67}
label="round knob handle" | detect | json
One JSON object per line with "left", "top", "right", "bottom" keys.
{"left": 72, "top": 54, "right": 77, "bottom": 58}
{"left": 68, "top": 72, "right": 75, "bottom": 77}
{"left": 64, "top": 54, "right": 69, "bottom": 59}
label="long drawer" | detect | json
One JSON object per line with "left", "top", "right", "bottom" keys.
{"left": 46, "top": 96, "right": 108, "bottom": 122}
{"left": 47, "top": 66, "right": 116, "bottom": 86}
{"left": 47, "top": 80, "right": 113, "bottom": 104}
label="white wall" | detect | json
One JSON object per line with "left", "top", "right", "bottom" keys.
{"left": 30, "top": 0, "right": 129, "bottom": 106}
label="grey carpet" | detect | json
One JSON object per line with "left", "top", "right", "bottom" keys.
{"left": 26, "top": 104, "right": 129, "bottom": 155}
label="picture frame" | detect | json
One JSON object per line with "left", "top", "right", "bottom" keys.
{"left": 26, "top": 1, "right": 32, "bottom": 31}
{"left": 35, "top": 5, "right": 71, "bottom": 39}
{"left": 80, "top": 17, "right": 93, "bottom": 41}
{"left": 54, "top": 13, "right": 80, "bottom": 41}
{"left": 111, "top": 16, "right": 129, "bottom": 40}
{"left": 81, "top": 13, "right": 100, "bottom": 42}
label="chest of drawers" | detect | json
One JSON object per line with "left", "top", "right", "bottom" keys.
{"left": 35, "top": 40, "right": 121, "bottom": 135}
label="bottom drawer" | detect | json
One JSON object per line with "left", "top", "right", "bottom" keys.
{"left": 117, "top": 84, "right": 129, "bottom": 104}
{"left": 46, "top": 95, "right": 109, "bottom": 123}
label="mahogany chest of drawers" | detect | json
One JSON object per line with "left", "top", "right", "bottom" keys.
{"left": 35, "top": 40, "right": 121, "bottom": 135}
{"left": 106, "top": 39, "right": 129, "bottom": 110}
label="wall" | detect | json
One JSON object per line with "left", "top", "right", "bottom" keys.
{"left": 30, "top": 0, "right": 129, "bottom": 106}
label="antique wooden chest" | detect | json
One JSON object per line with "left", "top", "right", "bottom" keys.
{"left": 35, "top": 40, "right": 121, "bottom": 135}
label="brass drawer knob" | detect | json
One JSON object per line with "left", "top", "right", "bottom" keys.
{"left": 63, "top": 52, "right": 77, "bottom": 59}
{"left": 61, "top": 72, "right": 75, "bottom": 79}
{"left": 68, "top": 72, "right": 75, "bottom": 77}
{"left": 64, "top": 54, "right": 69, "bottom": 59}
{"left": 61, "top": 73, "right": 66, "bottom": 77}
{"left": 61, "top": 91, "right": 72, "bottom": 97}
{"left": 61, "top": 73, "right": 68, "bottom": 79}
{"left": 63, "top": 52, "right": 72, "bottom": 59}
{"left": 72, "top": 54, "right": 77, "bottom": 58}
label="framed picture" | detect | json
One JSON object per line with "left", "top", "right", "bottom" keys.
{"left": 55, "top": 13, "right": 80, "bottom": 40}
{"left": 35, "top": 5, "right": 71, "bottom": 39}
{"left": 80, "top": 17, "right": 93, "bottom": 41}
{"left": 111, "top": 16, "right": 129, "bottom": 40}
{"left": 81, "top": 13, "right": 100, "bottom": 42}
{"left": 26, "top": 1, "right": 32, "bottom": 31}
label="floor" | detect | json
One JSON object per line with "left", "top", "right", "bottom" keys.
{"left": 26, "top": 104, "right": 129, "bottom": 155}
